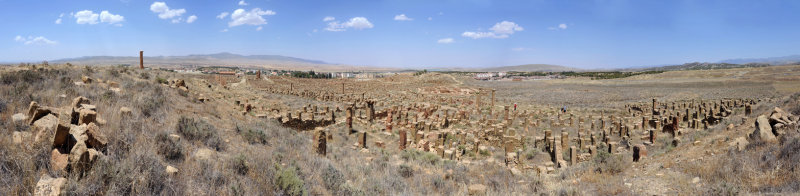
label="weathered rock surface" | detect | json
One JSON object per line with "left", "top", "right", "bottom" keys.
{"left": 34, "top": 175, "right": 67, "bottom": 196}
{"left": 751, "top": 115, "right": 776, "bottom": 142}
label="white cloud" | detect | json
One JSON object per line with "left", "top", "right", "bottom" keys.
{"left": 394, "top": 14, "right": 413, "bottom": 21}
{"left": 55, "top": 13, "right": 64, "bottom": 24}
{"left": 186, "top": 15, "right": 197, "bottom": 23}
{"left": 489, "top": 21, "right": 524, "bottom": 34}
{"left": 549, "top": 23, "right": 568, "bottom": 30}
{"left": 100, "top": 11, "right": 125, "bottom": 25}
{"left": 74, "top": 10, "right": 99, "bottom": 24}
{"left": 324, "top": 17, "right": 373, "bottom": 32}
{"left": 14, "top": 35, "right": 57, "bottom": 45}
{"left": 462, "top": 21, "right": 523, "bottom": 39}
{"left": 150, "top": 2, "right": 186, "bottom": 19}
{"left": 437, "top": 38, "right": 454, "bottom": 44}
{"left": 428, "top": 17, "right": 432, "bottom": 21}
{"left": 74, "top": 10, "right": 124, "bottom": 25}
{"left": 238, "top": 0, "right": 248, "bottom": 6}
{"left": 323, "top": 16, "right": 335, "bottom": 22}
{"left": 217, "top": 12, "right": 229, "bottom": 19}
{"left": 256, "top": 26, "right": 262, "bottom": 31}
{"left": 228, "top": 8, "right": 276, "bottom": 27}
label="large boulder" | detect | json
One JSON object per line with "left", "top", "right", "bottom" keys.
{"left": 751, "top": 115, "right": 776, "bottom": 142}
{"left": 78, "top": 109, "right": 97, "bottom": 125}
{"left": 34, "top": 175, "right": 67, "bottom": 196}
{"left": 68, "top": 142, "right": 91, "bottom": 175}
{"left": 28, "top": 106, "right": 57, "bottom": 125}
{"left": 52, "top": 115, "right": 73, "bottom": 150}
{"left": 85, "top": 123, "right": 107, "bottom": 151}
{"left": 50, "top": 149, "right": 69, "bottom": 172}
{"left": 32, "top": 114, "right": 58, "bottom": 143}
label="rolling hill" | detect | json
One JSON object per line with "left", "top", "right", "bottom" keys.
{"left": 50, "top": 52, "right": 395, "bottom": 72}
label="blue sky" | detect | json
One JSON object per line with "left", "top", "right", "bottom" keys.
{"left": 2, "top": 0, "right": 800, "bottom": 69}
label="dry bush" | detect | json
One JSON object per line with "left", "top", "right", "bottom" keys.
{"left": 231, "top": 154, "right": 249, "bottom": 175}
{"left": 592, "top": 148, "right": 630, "bottom": 175}
{"left": 176, "top": 116, "right": 225, "bottom": 151}
{"left": 685, "top": 136, "right": 800, "bottom": 194}
{"left": 0, "top": 138, "right": 38, "bottom": 195}
{"left": 156, "top": 131, "right": 184, "bottom": 161}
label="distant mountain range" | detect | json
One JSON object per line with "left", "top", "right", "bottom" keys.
{"left": 50, "top": 52, "right": 394, "bottom": 72}
{"left": 447, "top": 64, "right": 579, "bottom": 72}
{"left": 720, "top": 55, "right": 800, "bottom": 65}
{"left": 46, "top": 52, "right": 800, "bottom": 73}
{"left": 479, "top": 64, "right": 579, "bottom": 72}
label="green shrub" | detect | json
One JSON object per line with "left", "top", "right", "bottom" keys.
{"left": 398, "top": 164, "right": 414, "bottom": 178}
{"left": 242, "top": 129, "right": 268, "bottom": 145}
{"left": 156, "top": 131, "right": 183, "bottom": 161}
{"left": 420, "top": 152, "right": 441, "bottom": 165}
{"left": 273, "top": 164, "right": 306, "bottom": 196}
{"left": 231, "top": 154, "right": 249, "bottom": 175}
{"left": 592, "top": 150, "right": 629, "bottom": 175}
{"left": 321, "top": 164, "right": 344, "bottom": 194}
{"left": 156, "top": 77, "right": 167, "bottom": 84}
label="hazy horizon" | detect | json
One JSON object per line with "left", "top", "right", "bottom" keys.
{"left": 3, "top": 0, "right": 800, "bottom": 69}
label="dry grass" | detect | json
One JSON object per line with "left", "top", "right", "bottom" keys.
{"left": 2, "top": 64, "right": 799, "bottom": 195}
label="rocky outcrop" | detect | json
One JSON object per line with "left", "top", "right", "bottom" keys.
{"left": 751, "top": 115, "right": 776, "bottom": 142}
{"left": 23, "top": 96, "right": 108, "bottom": 177}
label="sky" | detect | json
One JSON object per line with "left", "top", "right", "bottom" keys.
{"left": 2, "top": 0, "right": 800, "bottom": 69}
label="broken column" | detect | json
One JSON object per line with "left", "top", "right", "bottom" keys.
{"left": 358, "top": 131, "right": 367, "bottom": 149}
{"left": 398, "top": 129, "right": 407, "bottom": 150}
{"left": 139, "top": 50, "right": 144, "bottom": 69}
{"left": 633, "top": 145, "right": 647, "bottom": 162}
{"left": 491, "top": 89, "right": 496, "bottom": 109}
{"left": 313, "top": 128, "right": 327, "bottom": 156}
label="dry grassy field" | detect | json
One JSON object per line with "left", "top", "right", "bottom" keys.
{"left": 2, "top": 64, "right": 800, "bottom": 195}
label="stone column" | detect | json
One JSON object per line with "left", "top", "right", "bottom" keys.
{"left": 399, "top": 129, "right": 407, "bottom": 150}
{"left": 476, "top": 91, "right": 481, "bottom": 111}
{"left": 139, "top": 50, "right": 144, "bottom": 69}
{"left": 561, "top": 129, "right": 569, "bottom": 150}
{"left": 649, "top": 129, "right": 656, "bottom": 144}
{"left": 386, "top": 109, "right": 393, "bottom": 132}
{"left": 633, "top": 145, "right": 647, "bottom": 162}
{"left": 491, "top": 89, "right": 496, "bottom": 109}
{"left": 313, "top": 128, "right": 327, "bottom": 156}
{"left": 358, "top": 131, "right": 367, "bottom": 149}
{"left": 652, "top": 98, "right": 658, "bottom": 116}
{"left": 346, "top": 107, "right": 353, "bottom": 130}
{"left": 569, "top": 146, "right": 577, "bottom": 166}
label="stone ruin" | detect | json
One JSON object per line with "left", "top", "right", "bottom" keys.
{"left": 220, "top": 74, "right": 770, "bottom": 175}
{"left": 22, "top": 97, "right": 111, "bottom": 195}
